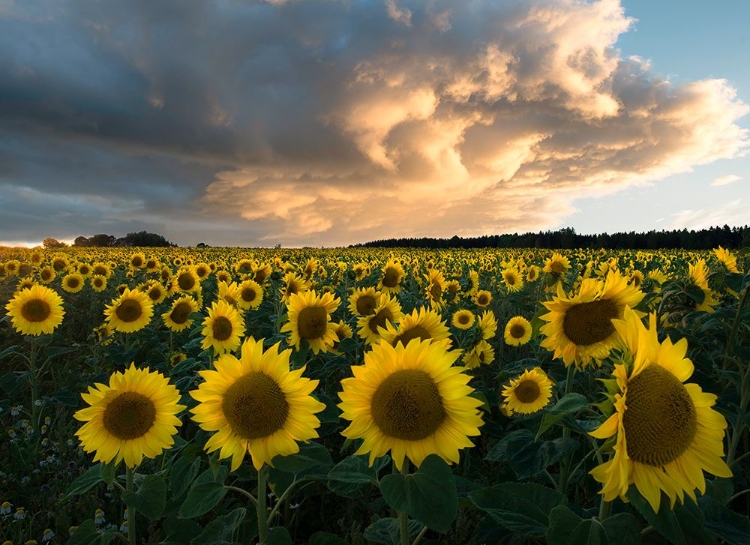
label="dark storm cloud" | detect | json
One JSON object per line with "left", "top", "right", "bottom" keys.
{"left": 0, "top": 0, "right": 747, "bottom": 246}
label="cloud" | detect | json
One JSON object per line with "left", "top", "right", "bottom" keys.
{"left": 711, "top": 174, "right": 742, "bottom": 186}
{"left": 0, "top": 0, "right": 748, "bottom": 246}
{"left": 667, "top": 199, "right": 749, "bottom": 231}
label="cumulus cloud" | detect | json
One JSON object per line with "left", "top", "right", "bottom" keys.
{"left": 0, "top": 0, "right": 748, "bottom": 246}
{"left": 711, "top": 174, "right": 742, "bottom": 186}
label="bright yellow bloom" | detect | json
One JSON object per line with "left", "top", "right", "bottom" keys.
{"left": 589, "top": 308, "right": 732, "bottom": 512}
{"left": 74, "top": 364, "right": 185, "bottom": 468}
{"left": 201, "top": 300, "right": 245, "bottom": 354}
{"left": 104, "top": 288, "right": 154, "bottom": 333}
{"left": 281, "top": 290, "right": 340, "bottom": 354}
{"left": 501, "top": 368, "right": 553, "bottom": 415}
{"left": 190, "top": 337, "right": 325, "bottom": 471}
{"left": 504, "top": 316, "right": 532, "bottom": 346}
{"left": 5, "top": 284, "right": 65, "bottom": 336}
{"left": 339, "top": 339, "right": 484, "bottom": 470}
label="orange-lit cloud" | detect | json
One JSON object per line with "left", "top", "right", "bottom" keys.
{"left": 1, "top": 0, "right": 748, "bottom": 247}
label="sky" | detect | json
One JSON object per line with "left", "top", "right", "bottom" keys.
{"left": 0, "top": 0, "right": 748, "bottom": 248}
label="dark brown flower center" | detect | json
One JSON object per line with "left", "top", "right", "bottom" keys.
{"left": 371, "top": 369, "right": 446, "bottom": 441}
{"left": 103, "top": 392, "right": 156, "bottom": 440}
{"left": 356, "top": 294, "right": 378, "bottom": 315}
{"left": 170, "top": 302, "right": 192, "bottom": 325}
{"left": 514, "top": 380, "right": 540, "bottom": 403}
{"left": 212, "top": 316, "right": 234, "bottom": 341}
{"left": 562, "top": 298, "right": 618, "bottom": 346}
{"left": 382, "top": 267, "right": 401, "bottom": 288}
{"left": 368, "top": 307, "right": 394, "bottom": 334}
{"left": 116, "top": 299, "right": 143, "bottom": 323}
{"left": 22, "top": 299, "right": 51, "bottom": 322}
{"left": 298, "top": 306, "right": 328, "bottom": 340}
{"left": 510, "top": 324, "right": 527, "bottom": 339}
{"left": 241, "top": 287, "right": 258, "bottom": 303}
{"left": 222, "top": 372, "right": 289, "bottom": 439}
{"left": 66, "top": 277, "right": 80, "bottom": 289}
{"left": 177, "top": 272, "right": 196, "bottom": 291}
{"left": 393, "top": 326, "right": 431, "bottom": 347}
{"left": 623, "top": 365, "right": 697, "bottom": 467}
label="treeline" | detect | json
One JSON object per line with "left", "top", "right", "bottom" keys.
{"left": 353, "top": 225, "right": 750, "bottom": 250}
{"left": 43, "top": 231, "right": 176, "bottom": 249}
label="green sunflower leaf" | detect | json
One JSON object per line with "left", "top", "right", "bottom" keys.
{"left": 380, "top": 454, "right": 458, "bottom": 533}
{"left": 468, "top": 482, "right": 566, "bottom": 537}
{"left": 122, "top": 474, "right": 166, "bottom": 520}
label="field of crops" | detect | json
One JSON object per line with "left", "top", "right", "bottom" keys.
{"left": 0, "top": 245, "right": 748, "bottom": 545}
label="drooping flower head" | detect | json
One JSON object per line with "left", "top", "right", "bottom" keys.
{"left": 589, "top": 308, "right": 732, "bottom": 512}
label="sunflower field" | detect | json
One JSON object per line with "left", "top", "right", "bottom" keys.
{"left": 0, "top": 245, "right": 749, "bottom": 545}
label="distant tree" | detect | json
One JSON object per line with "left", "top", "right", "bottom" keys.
{"left": 43, "top": 237, "right": 67, "bottom": 249}
{"left": 89, "top": 234, "right": 116, "bottom": 247}
{"left": 123, "top": 231, "right": 175, "bottom": 247}
{"left": 73, "top": 236, "right": 91, "bottom": 247}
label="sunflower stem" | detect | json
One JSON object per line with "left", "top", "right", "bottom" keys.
{"left": 399, "top": 460, "right": 410, "bottom": 545}
{"left": 597, "top": 498, "right": 612, "bottom": 521}
{"left": 125, "top": 466, "right": 136, "bottom": 545}
{"left": 28, "top": 338, "right": 39, "bottom": 425}
{"left": 257, "top": 465, "right": 269, "bottom": 545}
{"left": 411, "top": 524, "right": 428, "bottom": 545}
{"left": 723, "top": 284, "right": 750, "bottom": 371}
{"left": 557, "top": 365, "right": 577, "bottom": 495}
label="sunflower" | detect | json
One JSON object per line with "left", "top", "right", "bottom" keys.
{"left": 201, "top": 300, "right": 245, "bottom": 354}
{"left": 38, "top": 266, "right": 56, "bottom": 284}
{"left": 237, "top": 279, "right": 264, "bottom": 310}
{"left": 129, "top": 252, "right": 146, "bottom": 270}
{"left": 378, "top": 259, "right": 405, "bottom": 294}
{"left": 252, "top": 262, "right": 272, "bottom": 284}
{"left": 451, "top": 309, "right": 475, "bottom": 330}
{"left": 145, "top": 257, "right": 161, "bottom": 273}
{"left": 544, "top": 253, "right": 570, "bottom": 275}
{"left": 172, "top": 267, "right": 201, "bottom": 295}
{"left": 378, "top": 306, "right": 451, "bottom": 348}
{"left": 713, "top": 246, "right": 739, "bottom": 273}
{"left": 348, "top": 287, "right": 381, "bottom": 316}
{"left": 357, "top": 293, "right": 404, "bottom": 345}
{"left": 629, "top": 270, "right": 644, "bottom": 288}
{"left": 5, "top": 284, "right": 65, "bottom": 336}
{"left": 74, "top": 364, "right": 185, "bottom": 468}
{"left": 90, "top": 275, "right": 108, "bottom": 292}
{"left": 465, "top": 270, "right": 480, "bottom": 297}
{"left": 194, "top": 262, "right": 211, "bottom": 281}
{"left": 142, "top": 281, "right": 167, "bottom": 304}
{"left": 4, "top": 260, "right": 20, "bottom": 275}
{"left": 473, "top": 290, "right": 492, "bottom": 308}
{"left": 501, "top": 368, "right": 553, "bottom": 415}
{"left": 104, "top": 288, "right": 154, "bottom": 333}
{"left": 478, "top": 310, "right": 498, "bottom": 340}
{"left": 501, "top": 268, "right": 524, "bottom": 292}
{"left": 445, "top": 280, "right": 461, "bottom": 296}
{"left": 90, "top": 262, "right": 109, "bottom": 279}
{"left": 61, "top": 273, "right": 85, "bottom": 293}
{"left": 462, "top": 340, "right": 495, "bottom": 369}
{"left": 162, "top": 295, "right": 199, "bottom": 333}
{"left": 330, "top": 320, "right": 354, "bottom": 355}
{"left": 190, "top": 337, "right": 325, "bottom": 471}
{"left": 16, "top": 277, "right": 34, "bottom": 291}
{"left": 215, "top": 269, "right": 233, "bottom": 284}
{"left": 338, "top": 339, "right": 484, "bottom": 471}
{"left": 353, "top": 262, "right": 371, "bottom": 282}
{"left": 51, "top": 255, "right": 69, "bottom": 272}
{"left": 504, "top": 316, "right": 532, "bottom": 346}
{"left": 424, "top": 269, "right": 447, "bottom": 309}
{"left": 589, "top": 308, "right": 732, "bottom": 512}
{"left": 540, "top": 270, "right": 644, "bottom": 368}
{"left": 218, "top": 280, "right": 242, "bottom": 307}
{"left": 526, "top": 265, "right": 540, "bottom": 282}
{"left": 687, "top": 260, "right": 719, "bottom": 313}
{"left": 234, "top": 258, "right": 254, "bottom": 276}
{"left": 280, "top": 272, "right": 310, "bottom": 303}
{"left": 281, "top": 290, "right": 340, "bottom": 354}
